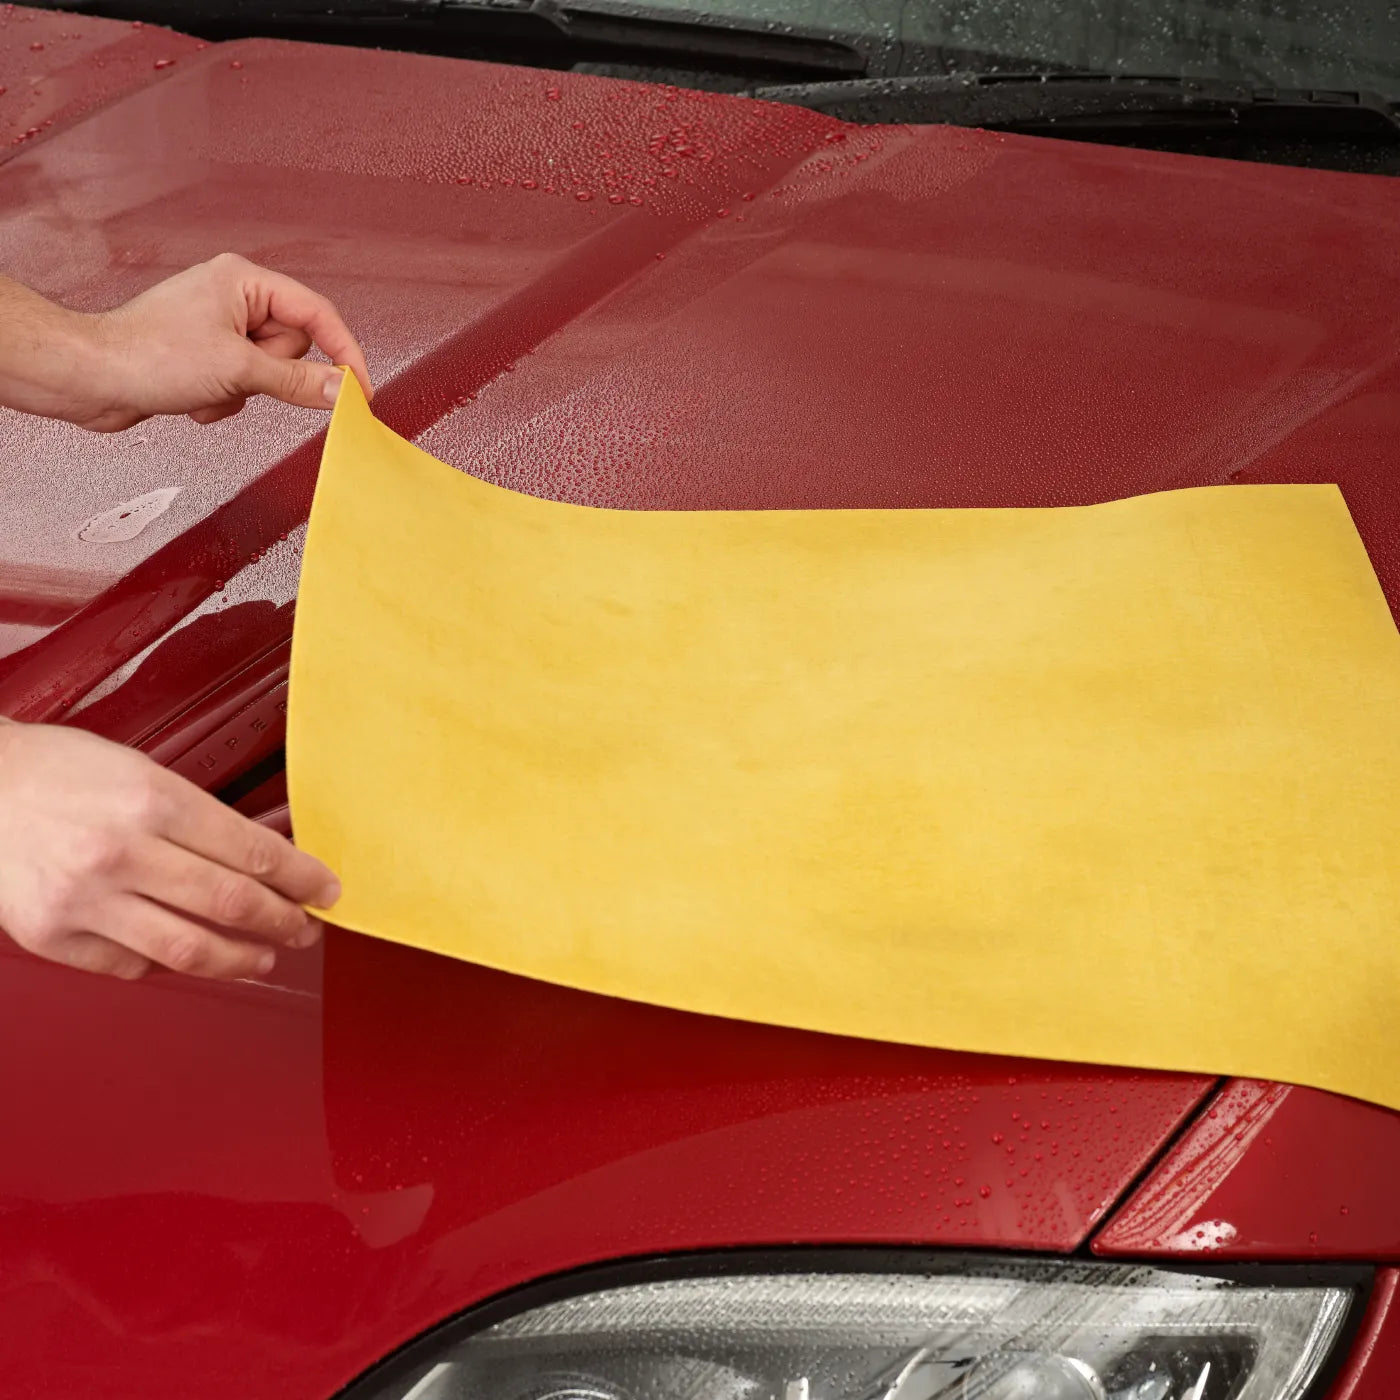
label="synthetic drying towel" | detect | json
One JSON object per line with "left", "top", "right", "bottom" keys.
{"left": 289, "top": 374, "right": 1400, "bottom": 1109}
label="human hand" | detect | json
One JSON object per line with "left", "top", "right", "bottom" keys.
{"left": 70, "top": 253, "right": 372, "bottom": 431}
{"left": 0, "top": 720, "right": 340, "bottom": 980}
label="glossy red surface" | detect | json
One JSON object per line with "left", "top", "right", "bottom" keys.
{"left": 0, "top": 7, "right": 1398, "bottom": 1396}
{"left": 1095, "top": 1079, "right": 1400, "bottom": 1262}
{"left": 0, "top": 6, "right": 199, "bottom": 153}
{"left": 0, "top": 929, "right": 1211, "bottom": 1398}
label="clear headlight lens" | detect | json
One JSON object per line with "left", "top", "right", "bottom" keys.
{"left": 365, "top": 1260, "right": 1355, "bottom": 1400}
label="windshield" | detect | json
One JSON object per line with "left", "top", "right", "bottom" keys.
{"left": 591, "top": 0, "right": 1400, "bottom": 95}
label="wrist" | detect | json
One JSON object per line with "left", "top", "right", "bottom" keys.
{"left": 66, "top": 309, "right": 132, "bottom": 421}
{"left": 0, "top": 279, "right": 126, "bottom": 427}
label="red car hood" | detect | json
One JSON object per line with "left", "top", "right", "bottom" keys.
{"left": 2, "top": 8, "right": 1400, "bottom": 1398}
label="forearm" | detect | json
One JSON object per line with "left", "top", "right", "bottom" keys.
{"left": 0, "top": 276, "right": 105, "bottom": 421}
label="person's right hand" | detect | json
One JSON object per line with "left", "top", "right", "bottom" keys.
{"left": 0, "top": 254, "right": 372, "bottom": 433}
{"left": 80, "top": 253, "right": 373, "bottom": 431}
{"left": 0, "top": 720, "right": 339, "bottom": 980}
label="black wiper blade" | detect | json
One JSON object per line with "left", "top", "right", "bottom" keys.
{"left": 447, "top": 0, "right": 865, "bottom": 74}
{"left": 31, "top": 0, "right": 865, "bottom": 77}
{"left": 752, "top": 73, "right": 1400, "bottom": 140}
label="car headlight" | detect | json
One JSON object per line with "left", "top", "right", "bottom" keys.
{"left": 354, "top": 1258, "right": 1358, "bottom": 1400}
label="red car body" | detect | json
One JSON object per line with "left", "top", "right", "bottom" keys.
{"left": 1, "top": 7, "right": 1399, "bottom": 1395}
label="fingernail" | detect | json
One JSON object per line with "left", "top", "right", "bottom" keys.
{"left": 323, "top": 371, "right": 344, "bottom": 404}
{"left": 294, "top": 919, "right": 323, "bottom": 949}
{"left": 256, "top": 950, "right": 276, "bottom": 975}
{"left": 318, "top": 877, "right": 342, "bottom": 907}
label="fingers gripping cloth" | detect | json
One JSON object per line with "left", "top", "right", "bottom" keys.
{"left": 290, "top": 374, "right": 1400, "bottom": 1109}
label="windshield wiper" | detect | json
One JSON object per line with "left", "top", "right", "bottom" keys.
{"left": 751, "top": 73, "right": 1400, "bottom": 140}
{"left": 445, "top": 0, "right": 864, "bottom": 74}
{"left": 37, "top": 0, "right": 865, "bottom": 77}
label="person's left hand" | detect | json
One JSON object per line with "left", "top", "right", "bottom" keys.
{"left": 72, "top": 252, "right": 373, "bottom": 431}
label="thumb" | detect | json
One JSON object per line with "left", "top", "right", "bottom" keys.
{"left": 242, "top": 349, "right": 345, "bottom": 410}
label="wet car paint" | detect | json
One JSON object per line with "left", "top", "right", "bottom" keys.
{"left": 0, "top": 7, "right": 1398, "bottom": 1396}
{"left": 1096, "top": 1079, "right": 1400, "bottom": 1262}
{"left": 0, "top": 930, "right": 1214, "bottom": 1397}
{"left": 0, "top": 6, "right": 202, "bottom": 152}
